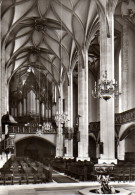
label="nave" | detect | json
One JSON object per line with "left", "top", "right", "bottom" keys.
{"left": 0, "top": 156, "right": 135, "bottom": 194}
{"left": 1, "top": 0, "right": 135, "bottom": 194}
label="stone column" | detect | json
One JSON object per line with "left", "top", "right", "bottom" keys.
{"left": 23, "top": 98, "right": 26, "bottom": 115}
{"left": 98, "top": 3, "right": 117, "bottom": 164}
{"left": 121, "top": 24, "right": 129, "bottom": 111}
{"left": 41, "top": 102, "right": 45, "bottom": 119}
{"left": 55, "top": 84, "right": 64, "bottom": 157}
{"left": 36, "top": 99, "right": 39, "bottom": 114}
{"left": 0, "top": 6, "right": 7, "bottom": 134}
{"left": 117, "top": 140, "right": 125, "bottom": 160}
{"left": 0, "top": 6, "right": 1, "bottom": 123}
{"left": 116, "top": 24, "right": 129, "bottom": 160}
{"left": 77, "top": 49, "right": 90, "bottom": 161}
{"left": 64, "top": 72, "right": 73, "bottom": 159}
{"left": 0, "top": 9, "right": 6, "bottom": 167}
{"left": 56, "top": 121, "right": 63, "bottom": 157}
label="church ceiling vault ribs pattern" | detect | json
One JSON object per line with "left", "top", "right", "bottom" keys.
{"left": 2, "top": 0, "right": 99, "bottom": 89}
{"left": 1, "top": 0, "right": 135, "bottom": 168}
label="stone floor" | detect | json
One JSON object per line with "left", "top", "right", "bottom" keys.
{"left": 0, "top": 181, "right": 135, "bottom": 195}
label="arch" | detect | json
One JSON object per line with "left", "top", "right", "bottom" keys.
{"left": 120, "top": 124, "right": 135, "bottom": 141}
{"left": 15, "top": 136, "right": 56, "bottom": 160}
{"left": 15, "top": 134, "right": 56, "bottom": 146}
{"left": 119, "top": 121, "right": 135, "bottom": 138}
{"left": 89, "top": 133, "right": 96, "bottom": 141}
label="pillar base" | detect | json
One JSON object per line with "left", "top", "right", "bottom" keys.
{"left": 118, "top": 155, "right": 125, "bottom": 161}
{"left": 63, "top": 156, "right": 74, "bottom": 159}
{"left": 76, "top": 157, "right": 90, "bottom": 161}
{"left": 98, "top": 159, "right": 117, "bottom": 164}
{"left": 55, "top": 156, "right": 63, "bottom": 158}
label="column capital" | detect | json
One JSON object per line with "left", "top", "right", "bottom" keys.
{"left": 82, "top": 45, "right": 88, "bottom": 55}
{"left": 96, "top": 0, "right": 118, "bottom": 15}
{"left": 96, "top": 0, "right": 118, "bottom": 38}
{"left": 80, "top": 47, "right": 88, "bottom": 69}
{"left": 67, "top": 71, "right": 73, "bottom": 87}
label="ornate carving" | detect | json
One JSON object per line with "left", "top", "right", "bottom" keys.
{"left": 29, "top": 46, "right": 40, "bottom": 54}
{"left": 94, "top": 164, "right": 116, "bottom": 194}
{"left": 128, "top": 8, "right": 135, "bottom": 18}
{"left": 8, "top": 124, "right": 56, "bottom": 134}
{"left": 121, "top": 0, "right": 135, "bottom": 26}
{"left": 115, "top": 108, "right": 135, "bottom": 124}
{"left": 89, "top": 108, "right": 135, "bottom": 135}
{"left": 125, "top": 8, "right": 135, "bottom": 26}
{"left": 34, "top": 18, "right": 47, "bottom": 32}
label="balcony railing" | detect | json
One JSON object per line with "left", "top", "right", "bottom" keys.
{"left": 8, "top": 108, "right": 135, "bottom": 135}
{"left": 115, "top": 108, "right": 135, "bottom": 124}
{"left": 8, "top": 125, "right": 56, "bottom": 134}
{"left": 89, "top": 108, "right": 135, "bottom": 132}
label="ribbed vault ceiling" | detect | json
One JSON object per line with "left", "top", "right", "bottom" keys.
{"left": 1, "top": 0, "right": 99, "bottom": 86}
{"left": 1, "top": 0, "right": 122, "bottom": 90}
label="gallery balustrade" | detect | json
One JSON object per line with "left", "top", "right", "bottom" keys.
{"left": 8, "top": 122, "right": 57, "bottom": 134}
{"left": 115, "top": 108, "right": 135, "bottom": 125}
{"left": 89, "top": 108, "right": 135, "bottom": 132}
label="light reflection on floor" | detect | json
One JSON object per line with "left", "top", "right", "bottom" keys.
{"left": 0, "top": 182, "right": 135, "bottom": 195}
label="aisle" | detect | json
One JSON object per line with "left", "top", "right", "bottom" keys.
{"left": 52, "top": 170, "right": 78, "bottom": 183}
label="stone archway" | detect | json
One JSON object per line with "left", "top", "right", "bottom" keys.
{"left": 15, "top": 136, "right": 55, "bottom": 161}
{"left": 120, "top": 124, "right": 135, "bottom": 141}
{"left": 119, "top": 124, "right": 135, "bottom": 162}
{"left": 124, "top": 131, "right": 135, "bottom": 162}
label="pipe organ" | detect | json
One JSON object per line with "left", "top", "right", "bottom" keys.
{"left": 9, "top": 71, "right": 56, "bottom": 122}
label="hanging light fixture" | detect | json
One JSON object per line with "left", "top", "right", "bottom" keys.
{"left": 36, "top": 124, "right": 43, "bottom": 135}
{"left": 92, "top": 70, "right": 121, "bottom": 101}
{"left": 54, "top": 4, "right": 69, "bottom": 125}
{"left": 55, "top": 111, "right": 68, "bottom": 124}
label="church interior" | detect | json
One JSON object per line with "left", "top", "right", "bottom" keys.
{"left": 1, "top": 0, "right": 135, "bottom": 194}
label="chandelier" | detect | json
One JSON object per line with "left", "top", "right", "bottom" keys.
{"left": 55, "top": 111, "right": 68, "bottom": 123}
{"left": 36, "top": 124, "right": 43, "bottom": 135}
{"left": 92, "top": 70, "right": 121, "bottom": 101}
{"left": 42, "top": 122, "right": 53, "bottom": 131}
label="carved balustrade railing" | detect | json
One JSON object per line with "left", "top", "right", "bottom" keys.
{"left": 89, "top": 108, "right": 135, "bottom": 135}
{"left": 7, "top": 109, "right": 135, "bottom": 136}
{"left": 8, "top": 125, "right": 56, "bottom": 134}
{"left": 115, "top": 108, "right": 135, "bottom": 125}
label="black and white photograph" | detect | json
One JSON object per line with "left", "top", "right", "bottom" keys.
{"left": 0, "top": 0, "right": 135, "bottom": 194}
